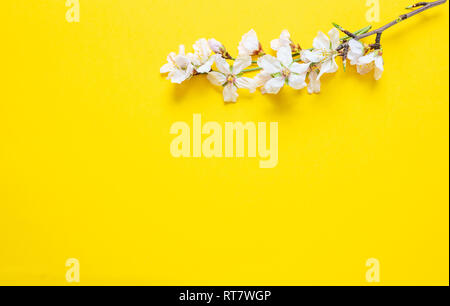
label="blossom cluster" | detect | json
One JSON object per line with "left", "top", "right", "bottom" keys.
{"left": 160, "top": 28, "right": 384, "bottom": 102}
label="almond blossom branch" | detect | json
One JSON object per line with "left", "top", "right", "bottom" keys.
{"left": 160, "top": 1, "right": 447, "bottom": 102}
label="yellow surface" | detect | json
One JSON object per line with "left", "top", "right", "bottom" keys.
{"left": 0, "top": 0, "right": 448, "bottom": 286}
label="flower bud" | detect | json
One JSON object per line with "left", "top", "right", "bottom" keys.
{"left": 208, "top": 39, "right": 225, "bottom": 54}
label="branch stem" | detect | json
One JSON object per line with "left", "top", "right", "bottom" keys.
{"left": 218, "top": 1, "right": 447, "bottom": 75}
{"left": 357, "top": 0, "right": 447, "bottom": 39}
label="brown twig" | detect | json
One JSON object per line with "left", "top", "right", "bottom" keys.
{"left": 357, "top": 0, "right": 448, "bottom": 40}
{"left": 368, "top": 33, "right": 383, "bottom": 49}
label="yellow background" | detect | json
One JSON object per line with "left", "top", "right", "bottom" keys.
{"left": 1, "top": 0, "right": 448, "bottom": 285}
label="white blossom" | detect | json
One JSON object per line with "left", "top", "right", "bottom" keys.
{"left": 157, "top": 0, "right": 450, "bottom": 100}
{"left": 271, "top": 30, "right": 292, "bottom": 51}
{"left": 208, "top": 39, "right": 225, "bottom": 54}
{"left": 302, "top": 28, "right": 340, "bottom": 79}
{"left": 357, "top": 50, "right": 384, "bottom": 80}
{"left": 160, "top": 45, "right": 194, "bottom": 84}
{"left": 257, "top": 46, "right": 310, "bottom": 94}
{"left": 307, "top": 68, "right": 321, "bottom": 94}
{"left": 347, "top": 39, "right": 365, "bottom": 65}
{"left": 207, "top": 56, "right": 256, "bottom": 102}
{"left": 188, "top": 39, "right": 217, "bottom": 74}
{"left": 160, "top": 20, "right": 398, "bottom": 99}
{"left": 238, "top": 29, "right": 262, "bottom": 56}
{"left": 254, "top": 72, "right": 272, "bottom": 94}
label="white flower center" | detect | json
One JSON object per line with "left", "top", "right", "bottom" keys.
{"left": 227, "top": 75, "right": 236, "bottom": 84}
{"left": 282, "top": 67, "right": 291, "bottom": 78}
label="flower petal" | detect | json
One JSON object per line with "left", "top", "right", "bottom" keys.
{"left": 214, "top": 55, "right": 231, "bottom": 75}
{"left": 169, "top": 69, "right": 191, "bottom": 84}
{"left": 374, "top": 54, "right": 384, "bottom": 80}
{"left": 238, "top": 29, "right": 260, "bottom": 56}
{"left": 280, "top": 30, "right": 291, "bottom": 41}
{"left": 160, "top": 63, "right": 173, "bottom": 74}
{"left": 348, "top": 39, "right": 364, "bottom": 54}
{"left": 313, "top": 31, "right": 330, "bottom": 50}
{"left": 277, "top": 46, "right": 293, "bottom": 67}
{"left": 264, "top": 77, "right": 285, "bottom": 94}
{"left": 254, "top": 72, "right": 272, "bottom": 88}
{"left": 288, "top": 73, "right": 307, "bottom": 90}
{"left": 270, "top": 30, "right": 291, "bottom": 51}
{"left": 358, "top": 52, "right": 376, "bottom": 65}
{"left": 207, "top": 72, "right": 227, "bottom": 86}
{"left": 328, "top": 28, "right": 340, "bottom": 50}
{"left": 290, "top": 62, "right": 310, "bottom": 75}
{"left": 193, "top": 39, "right": 212, "bottom": 62}
{"left": 187, "top": 52, "right": 200, "bottom": 66}
{"left": 307, "top": 69, "right": 321, "bottom": 94}
{"left": 270, "top": 39, "right": 281, "bottom": 51}
{"left": 257, "top": 55, "right": 282, "bottom": 74}
{"left": 232, "top": 55, "right": 252, "bottom": 75}
{"left": 375, "top": 54, "right": 384, "bottom": 72}
{"left": 347, "top": 39, "right": 365, "bottom": 65}
{"left": 208, "top": 39, "right": 224, "bottom": 53}
{"left": 235, "top": 77, "right": 256, "bottom": 93}
{"left": 318, "top": 57, "right": 338, "bottom": 79}
{"left": 374, "top": 67, "right": 383, "bottom": 80}
{"left": 175, "top": 55, "right": 190, "bottom": 69}
{"left": 178, "top": 45, "right": 186, "bottom": 56}
{"left": 223, "top": 83, "right": 238, "bottom": 102}
{"left": 357, "top": 63, "right": 373, "bottom": 75}
{"left": 197, "top": 55, "right": 217, "bottom": 74}
{"left": 301, "top": 49, "right": 325, "bottom": 63}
